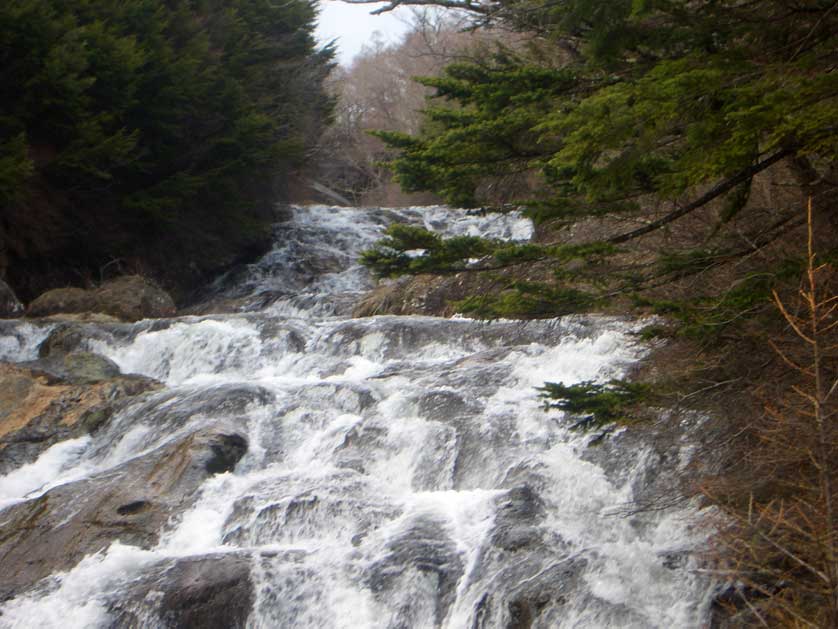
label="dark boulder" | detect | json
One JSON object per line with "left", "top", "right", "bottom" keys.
{"left": 27, "top": 286, "right": 90, "bottom": 317}
{"left": 205, "top": 433, "right": 248, "bottom": 474}
{"left": 107, "top": 553, "right": 254, "bottom": 629}
{"left": 470, "top": 557, "right": 586, "bottom": 629}
{"left": 94, "top": 275, "right": 177, "bottom": 321}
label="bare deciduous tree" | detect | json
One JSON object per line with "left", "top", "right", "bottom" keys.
{"left": 312, "top": 10, "right": 528, "bottom": 205}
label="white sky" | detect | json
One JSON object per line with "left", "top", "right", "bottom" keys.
{"left": 316, "top": 1, "right": 413, "bottom": 65}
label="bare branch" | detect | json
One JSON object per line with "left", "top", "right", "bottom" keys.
{"left": 340, "top": 0, "right": 494, "bottom": 16}
{"left": 608, "top": 148, "right": 795, "bottom": 245}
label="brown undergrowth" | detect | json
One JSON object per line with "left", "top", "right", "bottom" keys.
{"left": 691, "top": 203, "right": 838, "bottom": 627}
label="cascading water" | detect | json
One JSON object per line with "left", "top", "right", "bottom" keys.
{"left": 0, "top": 205, "right": 712, "bottom": 628}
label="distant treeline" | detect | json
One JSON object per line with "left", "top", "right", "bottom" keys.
{"left": 0, "top": 0, "right": 334, "bottom": 300}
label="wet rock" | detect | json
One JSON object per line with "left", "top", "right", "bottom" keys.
{"left": 661, "top": 550, "right": 690, "bottom": 570}
{"left": 181, "top": 293, "right": 283, "bottom": 316}
{"left": 0, "top": 426, "right": 249, "bottom": 601}
{"left": 466, "top": 486, "right": 585, "bottom": 629}
{"left": 258, "top": 320, "right": 307, "bottom": 353}
{"left": 318, "top": 317, "right": 479, "bottom": 360}
{"left": 30, "top": 321, "right": 129, "bottom": 383}
{"left": 0, "top": 320, "right": 54, "bottom": 362}
{"left": 61, "top": 351, "right": 122, "bottom": 383}
{"left": 298, "top": 382, "right": 377, "bottom": 414}
{"left": 441, "top": 407, "right": 520, "bottom": 489}
{"left": 37, "top": 321, "right": 114, "bottom": 358}
{"left": 42, "top": 312, "right": 123, "bottom": 323}
{"left": 415, "top": 389, "right": 473, "bottom": 421}
{"left": 319, "top": 316, "right": 578, "bottom": 362}
{"left": 131, "top": 384, "right": 274, "bottom": 436}
{"left": 470, "top": 556, "right": 586, "bottom": 629}
{"left": 0, "top": 362, "right": 161, "bottom": 473}
{"left": 116, "top": 500, "right": 152, "bottom": 516}
{"left": 38, "top": 323, "right": 87, "bottom": 357}
{"left": 222, "top": 473, "right": 399, "bottom": 548}
{"left": 333, "top": 423, "right": 389, "bottom": 474}
{"left": 366, "top": 515, "right": 464, "bottom": 626}
{"left": 506, "top": 598, "right": 537, "bottom": 629}
{"left": 204, "top": 433, "right": 248, "bottom": 474}
{"left": 491, "top": 486, "right": 547, "bottom": 552}
{"left": 27, "top": 275, "right": 176, "bottom": 322}
{"left": 107, "top": 553, "right": 254, "bottom": 629}
{"left": 0, "top": 279, "right": 24, "bottom": 318}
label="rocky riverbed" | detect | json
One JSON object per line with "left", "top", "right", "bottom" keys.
{"left": 0, "top": 206, "right": 712, "bottom": 628}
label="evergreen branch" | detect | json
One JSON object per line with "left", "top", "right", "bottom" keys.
{"left": 607, "top": 148, "right": 796, "bottom": 245}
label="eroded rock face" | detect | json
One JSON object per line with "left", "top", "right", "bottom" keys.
{"left": 0, "top": 426, "right": 249, "bottom": 602}
{"left": 0, "top": 362, "right": 161, "bottom": 473}
{"left": 0, "top": 279, "right": 24, "bottom": 319}
{"left": 27, "top": 275, "right": 176, "bottom": 322}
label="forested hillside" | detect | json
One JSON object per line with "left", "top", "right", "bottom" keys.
{"left": 0, "top": 0, "right": 334, "bottom": 301}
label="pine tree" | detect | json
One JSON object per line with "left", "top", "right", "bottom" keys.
{"left": 0, "top": 0, "right": 335, "bottom": 299}
{"left": 356, "top": 0, "right": 837, "bottom": 321}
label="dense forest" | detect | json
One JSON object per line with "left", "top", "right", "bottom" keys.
{"left": 0, "top": 0, "right": 334, "bottom": 301}
{"left": 343, "top": 1, "right": 838, "bottom": 625}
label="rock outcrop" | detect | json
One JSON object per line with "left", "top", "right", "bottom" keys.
{"left": 27, "top": 275, "right": 176, "bottom": 322}
{"left": 0, "top": 426, "right": 249, "bottom": 601}
{"left": 0, "top": 362, "right": 161, "bottom": 473}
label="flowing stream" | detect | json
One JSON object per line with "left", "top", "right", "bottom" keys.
{"left": 0, "top": 205, "right": 711, "bottom": 627}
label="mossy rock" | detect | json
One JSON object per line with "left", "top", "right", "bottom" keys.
{"left": 27, "top": 275, "right": 176, "bottom": 322}
{"left": 62, "top": 351, "right": 122, "bottom": 384}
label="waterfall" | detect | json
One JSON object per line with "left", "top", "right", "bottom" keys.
{"left": 0, "top": 205, "right": 712, "bottom": 628}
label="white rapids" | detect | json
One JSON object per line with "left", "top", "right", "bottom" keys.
{"left": 0, "top": 205, "right": 712, "bottom": 628}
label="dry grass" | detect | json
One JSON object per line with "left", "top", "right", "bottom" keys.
{"left": 698, "top": 202, "right": 838, "bottom": 628}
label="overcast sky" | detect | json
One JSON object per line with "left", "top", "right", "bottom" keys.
{"left": 316, "top": 1, "right": 413, "bottom": 65}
